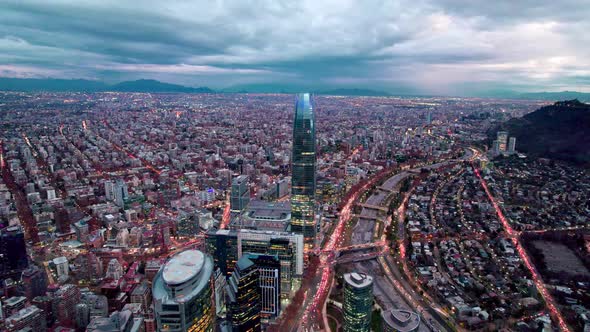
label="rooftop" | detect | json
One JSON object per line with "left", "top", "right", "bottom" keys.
{"left": 162, "top": 250, "right": 204, "bottom": 286}
{"left": 382, "top": 309, "right": 420, "bottom": 332}
{"left": 344, "top": 272, "right": 373, "bottom": 289}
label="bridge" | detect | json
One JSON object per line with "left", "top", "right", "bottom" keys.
{"left": 335, "top": 251, "right": 385, "bottom": 264}
{"left": 358, "top": 203, "right": 388, "bottom": 212}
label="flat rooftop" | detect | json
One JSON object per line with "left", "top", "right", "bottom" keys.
{"left": 344, "top": 272, "right": 373, "bottom": 289}
{"left": 382, "top": 309, "right": 420, "bottom": 332}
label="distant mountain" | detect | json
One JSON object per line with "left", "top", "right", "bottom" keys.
{"left": 0, "top": 77, "right": 214, "bottom": 93}
{"left": 110, "top": 79, "right": 213, "bottom": 93}
{"left": 0, "top": 77, "right": 108, "bottom": 92}
{"left": 318, "top": 88, "right": 391, "bottom": 96}
{"left": 223, "top": 84, "right": 394, "bottom": 96}
{"left": 491, "top": 99, "right": 590, "bottom": 164}
{"left": 516, "top": 91, "right": 590, "bottom": 102}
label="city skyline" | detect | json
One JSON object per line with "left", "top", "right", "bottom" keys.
{"left": 1, "top": 1, "right": 590, "bottom": 95}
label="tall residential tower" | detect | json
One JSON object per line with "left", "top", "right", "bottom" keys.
{"left": 291, "top": 93, "right": 317, "bottom": 247}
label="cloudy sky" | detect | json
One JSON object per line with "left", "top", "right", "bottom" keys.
{"left": 1, "top": 0, "right": 589, "bottom": 94}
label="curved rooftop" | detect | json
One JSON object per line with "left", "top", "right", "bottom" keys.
{"left": 382, "top": 309, "right": 420, "bottom": 332}
{"left": 162, "top": 250, "right": 205, "bottom": 286}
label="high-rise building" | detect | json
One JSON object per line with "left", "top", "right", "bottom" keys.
{"left": 246, "top": 254, "right": 281, "bottom": 320}
{"left": 54, "top": 284, "right": 81, "bottom": 323}
{"left": 114, "top": 179, "right": 128, "bottom": 207}
{"left": 497, "top": 131, "right": 509, "bottom": 152}
{"left": 231, "top": 175, "right": 250, "bottom": 214}
{"left": 343, "top": 272, "right": 374, "bottom": 332}
{"left": 0, "top": 225, "right": 29, "bottom": 281}
{"left": 237, "top": 230, "right": 303, "bottom": 276}
{"left": 206, "top": 229, "right": 239, "bottom": 278}
{"left": 227, "top": 256, "right": 261, "bottom": 332}
{"left": 152, "top": 250, "right": 214, "bottom": 332}
{"left": 291, "top": 93, "right": 317, "bottom": 247}
{"left": 508, "top": 137, "right": 516, "bottom": 154}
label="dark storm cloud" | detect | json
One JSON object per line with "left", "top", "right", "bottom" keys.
{"left": 1, "top": 0, "right": 589, "bottom": 93}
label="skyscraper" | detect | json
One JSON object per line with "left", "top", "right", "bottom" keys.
{"left": 231, "top": 175, "right": 250, "bottom": 214}
{"left": 152, "top": 250, "right": 215, "bottom": 332}
{"left": 291, "top": 93, "right": 317, "bottom": 247}
{"left": 343, "top": 272, "right": 374, "bottom": 332}
{"left": 0, "top": 225, "right": 28, "bottom": 282}
{"left": 246, "top": 254, "right": 281, "bottom": 320}
{"left": 227, "top": 256, "right": 261, "bottom": 332}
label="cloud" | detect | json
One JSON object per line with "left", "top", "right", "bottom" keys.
{"left": 0, "top": 0, "right": 589, "bottom": 93}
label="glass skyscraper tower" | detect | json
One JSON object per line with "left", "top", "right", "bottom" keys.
{"left": 291, "top": 93, "right": 317, "bottom": 247}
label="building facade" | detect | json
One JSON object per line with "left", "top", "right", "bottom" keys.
{"left": 152, "top": 250, "right": 214, "bottom": 332}
{"left": 226, "top": 256, "right": 261, "bottom": 332}
{"left": 230, "top": 175, "right": 250, "bottom": 214}
{"left": 343, "top": 272, "right": 374, "bottom": 332}
{"left": 291, "top": 93, "right": 317, "bottom": 247}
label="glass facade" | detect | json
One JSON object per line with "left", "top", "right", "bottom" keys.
{"left": 228, "top": 257, "right": 261, "bottom": 332}
{"left": 291, "top": 93, "right": 317, "bottom": 246}
{"left": 343, "top": 273, "right": 374, "bottom": 332}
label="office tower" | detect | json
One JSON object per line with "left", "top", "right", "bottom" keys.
{"left": 4, "top": 305, "right": 47, "bottom": 332}
{"left": 238, "top": 229, "right": 303, "bottom": 295}
{"left": 426, "top": 111, "right": 432, "bottom": 125}
{"left": 54, "top": 206, "right": 70, "bottom": 234}
{"left": 291, "top": 93, "right": 317, "bottom": 247}
{"left": 508, "top": 137, "right": 516, "bottom": 154}
{"left": 206, "top": 229, "right": 239, "bottom": 278}
{"left": 152, "top": 250, "right": 214, "bottom": 332}
{"left": 496, "top": 131, "right": 509, "bottom": 152}
{"left": 54, "top": 284, "right": 81, "bottom": 323}
{"left": 247, "top": 254, "right": 281, "bottom": 320}
{"left": 114, "top": 179, "right": 128, "bottom": 207}
{"left": 0, "top": 225, "right": 29, "bottom": 281}
{"left": 227, "top": 256, "right": 261, "bottom": 332}
{"left": 231, "top": 175, "right": 250, "bottom": 214}
{"left": 343, "top": 272, "right": 374, "bottom": 332}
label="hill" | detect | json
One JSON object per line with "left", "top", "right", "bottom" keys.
{"left": 492, "top": 99, "right": 590, "bottom": 164}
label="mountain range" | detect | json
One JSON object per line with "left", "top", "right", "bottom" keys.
{"left": 0, "top": 77, "right": 589, "bottom": 100}
{"left": 491, "top": 99, "right": 590, "bottom": 164}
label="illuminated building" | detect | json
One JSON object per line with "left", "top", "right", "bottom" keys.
{"left": 291, "top": 93, "right": 317, "bottom": 247}
{"left": 238, "top": 229, "right": 303, "bottom": 295}
{"left": 227, "top": 256, "right": 261, "bottom": 332}
{"left": 232, "top": 199, "right": 291, "bottom": 232}
{"left": 381, "top": 309, "right": 420, "bottom": 332}
{"left": 206, "top": 229, "right": 239, "bottom": 278}
{"left": 496, "top": 131, "right": 508, "bottom": 152}
{"left": 343, "top": 272, "right": 374, "bottom": 332}
{"left": 152, "top": 250, "right": 214, "bottom": 332}
{"left": 246, "top": 254, "right": 281, "bottom": 320}
{"left": 231, "top": 175, "right": 250, "bottom": 214}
